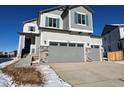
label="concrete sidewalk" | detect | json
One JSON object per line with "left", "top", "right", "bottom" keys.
{"left": 49, "top": 62, "right": 124, "bottom": 87}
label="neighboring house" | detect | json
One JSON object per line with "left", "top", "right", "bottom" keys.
{"left": 17, "top": 5, "right": 103, "bottom": 62}
{"left": 8, "top": 50, "right": 17, "bottom": 57}
{"left": 102, "top": 24, "right": 124, "bottom": 57}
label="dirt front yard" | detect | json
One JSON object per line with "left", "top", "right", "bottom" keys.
{"left": 1, "top": 63, "right": 45, "bottom": 86}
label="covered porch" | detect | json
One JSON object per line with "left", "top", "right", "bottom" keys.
{"left": 17, "top": 32, "right": 40, "bottom": 58}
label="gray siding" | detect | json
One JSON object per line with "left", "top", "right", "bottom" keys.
{"left": 70, "top": 6, "right": 93, "bottom": 31}
{"left": 47, "top": 10, "right": 63, "bottom": 15}
{"left": 48, "top": 46, "right": 84, "bottom": 62}
{"left": 121, "top": 39, "right": 124, "bottom": 51}
{"left": 103, "top": 27, "right": 120, "bottom": 52}
{"left": 63, "top": 14, "right": 69, "bottom": 30}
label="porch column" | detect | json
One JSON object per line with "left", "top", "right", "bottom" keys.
{"left": 17, "top": 35, "right": 25, "bottom": 58}
{"left": 35, "top": 36, "right": 40, "bottom": 56}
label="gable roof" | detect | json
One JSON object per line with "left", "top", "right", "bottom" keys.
{"left": 69, "top": 5, "right": 94, "bottom": 13}
{"left": 61, "top": 5, "right": 94, "bottom": 18}
{"left": 101, "top": 24, "right": 119, "bottom": 36}
{"left": 23, "top": 18, "right": 37, "bottom": 24}
{"left": 40, "top": 6, "right": 66, "bottom": 14}
{"left": 102, "top": 24, "right": 124, "bottom": 36}
{"left": 40, "top": 5, "right": 94, "bottom": 15}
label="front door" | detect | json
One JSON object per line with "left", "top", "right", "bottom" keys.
{"left": 25, "top": 38, "right": 31, "bottom": 53}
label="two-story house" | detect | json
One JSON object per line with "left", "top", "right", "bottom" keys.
{"left": 102, "top": 24, "right": 124, "bottom": 57}
{"left": 17, "top": 5, "right": 103, "bottom": 63}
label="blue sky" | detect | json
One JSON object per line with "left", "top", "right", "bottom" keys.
{"left": 0, "top": 5, "right": 124, "bottom": 52}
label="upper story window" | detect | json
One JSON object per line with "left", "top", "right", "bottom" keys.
{"left": 45, "top": 17, "right": 60, "bottom": 28}
{"left": 28, "top": 26, "right": 35, "bottom": 32}
{"left": 75, "top": 12, "right": 88, "bottom": 26}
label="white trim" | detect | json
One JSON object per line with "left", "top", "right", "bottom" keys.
{"left": 91, "top": 13, "right": 93, "bottom": 31}
{"left": 90, "top": 43, "right": 102, "bottom": 46}
{"left": 69, "top": 41, "right": 86, "bottom": 44}
{"left": 30, "top": 44, "right": 36, "bottom": 55}
{"left": 69, "top": 28, "right": 93, "bottom": 33}
{"left": 48, "top": 40, "right": 68, "bottom": 43}
{"left": 41, "top": 12, "right": 63, "bottom": 29}
{"left": 40, "top": 13, "right": 43, "bottom": 28}
{"left": 83, "top": 44, "right": 87, "bottom": 62}
{"left": 69, "top": 9, "right": 71, "bottom": 30}
{"left": 76, "top": 11, "right": 86, "bottom": 15}
{"left": 47, "top": 17, "right": 59, "bottom": 28}
{"left": 17, "top": 36, "right": 22, "bottom": 57}
{"left": 48, "top": 40, "right": 86, "bottom": 45}
{"left": 75, "top": 12, "right": 87, "bottom": 26}
{"left": 76, "top": 23, "right": 87, "bottom": 26}
{"left": 45, "top": 26, "right": 60, "bottom": 29}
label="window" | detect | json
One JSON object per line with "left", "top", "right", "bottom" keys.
{"left": 45, "top": 17, "right": 59, "bottom": 28}
{"left": 60, "top": 43, "right": 67, "bottom": 46}
{"left": 49, "top": 18, "right": 52, "bottom": 27}
{"left": 91, "top": 45, "right": 94, "bottom": 48}
{"left": 91, "top": 45, "right": 99, "bottom": 48}
{"left": 69, "top": 43, "right": 75, "bottom": 47}
{"left": 29, "top": 26, "right": 35, "bottom": 32}
{"left": 77, "top": 44, "right": 84, "bottom": 47}
{"left": 77, "top": 14, "right": 81, "bottom": 24}
{"left": 53, "top": 18, "right": 57, "bottom": 27}
{"left": 50, "top": 42, "right": 58, "bottom": 46}
{"left": 94, "top": 45, "right": 99, "bottom": 48}
{"left": 82, "top": 15, "right": 86, "bottom": 24}
{"left": 75, "top": 12, "right": 88, "bottom": 25}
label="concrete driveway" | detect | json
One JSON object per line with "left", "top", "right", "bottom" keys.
{"left": 49, "top": 62, "right": 124, "bottom": 87}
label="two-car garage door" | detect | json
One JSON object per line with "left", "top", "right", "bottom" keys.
{"left": 48, "top": 42, "right": 84, "bottom": 62}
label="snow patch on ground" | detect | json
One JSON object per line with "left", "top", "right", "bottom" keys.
{"left": 0, "top": 58, "right": 18, "bottom": 87}
{"left": 0, "top": 70, "right": 14, "bottom": 87}
{"left": 0, "top": 58, "right": 71, "bottom": 87}
{"left": 0, "top": 57, "right": 18, "bottom": 69}
{"left": 115, "top": 61, "right": 124, "bottom": 64}
{"left": 37, "top": 65, "right": 71, "bottom": 87}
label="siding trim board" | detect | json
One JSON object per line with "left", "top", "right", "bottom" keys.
{"left": 39, "top": 27, "right": 92, "bottom": 36}
{"left": 19, "top": 32, "right": 40, "bottom": 36}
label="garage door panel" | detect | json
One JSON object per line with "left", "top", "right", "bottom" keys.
{"left": 48, "top": 46, "right": 84, "bottom": 62}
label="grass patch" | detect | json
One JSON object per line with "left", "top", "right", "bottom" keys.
{"left": 2, "top": 63, "right": 45, "bottom": 85}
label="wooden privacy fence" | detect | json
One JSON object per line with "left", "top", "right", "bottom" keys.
{"left": 107, "top": 51, "right": 124, "bottom": 61}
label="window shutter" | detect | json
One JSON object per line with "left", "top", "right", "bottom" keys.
{"left": 86, "top": 14, "right": 88, "bottom": 26}
{"left": 75, "top": 12, "right": 78, "bottom": 24}
{"left": 45, "top": 17, "right": 49, "bottom": 27}
{"left": 57, "top": 18, "right": 60, "bottom": 28}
